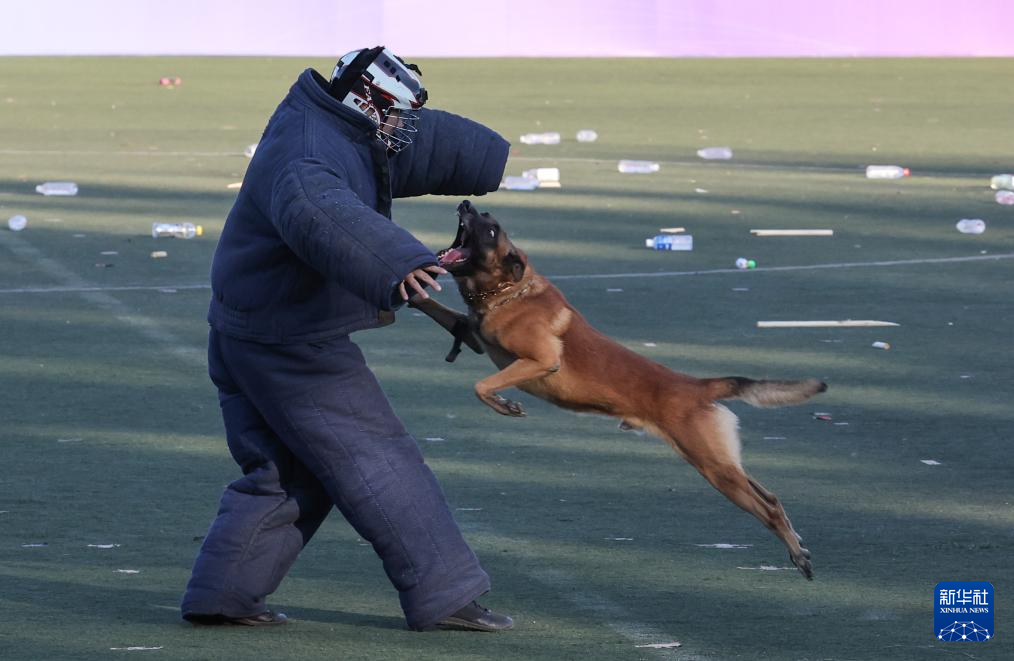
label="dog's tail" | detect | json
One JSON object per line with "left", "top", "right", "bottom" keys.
{"left": 704, "top": 377, "right": 827, "bottom": 408}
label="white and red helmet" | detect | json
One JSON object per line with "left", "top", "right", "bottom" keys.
{"left": 330, "top": 46, "right": 427, "bottom": 152}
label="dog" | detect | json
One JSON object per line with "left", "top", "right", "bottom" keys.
{"left": 425, "top": 200, "right": 827, "bottom": 579}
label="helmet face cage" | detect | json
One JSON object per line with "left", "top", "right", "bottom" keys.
{"left": 331, "top": 48, "right": 427, "bottom": 152}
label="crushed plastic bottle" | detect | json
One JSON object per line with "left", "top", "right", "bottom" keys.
{"left": 519, "top": 132, "right": 561, "bottom": 145}
{"left": 645, "top": 234, "right": 693, "bottom": 251}
{"left": 995, "top": 190, "right": 1014, "bottom": 205}
{"left": 696, "top": 146, "right": 733, "bottom": 160}
{"left": 865, "top": 165, "right": 910, "bottom": 179}
{"left": 7, "top": 214, "right": 27, "bottom": 231}
{"left": 989, "top": 174, "right": 1014, "bottom": 190}
{"left": 576, "top": 129, "right": 598, "bottom": 143}
{"left": 955, "top": 219, "right": 985, "bottom": 234}
{"left": 35, "top": 181, "right": 79, "bottom": 196}
{"left": 152, "top": 222, "right": 203, "bottom": 239}
{"left": 618, "top": 160, "right": 660, "bottom": 174}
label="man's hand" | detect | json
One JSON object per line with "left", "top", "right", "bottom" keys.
{"left": 398, "top": 265, "right": 447, "bottom": 301}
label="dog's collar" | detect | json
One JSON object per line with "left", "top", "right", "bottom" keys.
{"left": 464, "top": 280, "right": 533, "bottom": 311}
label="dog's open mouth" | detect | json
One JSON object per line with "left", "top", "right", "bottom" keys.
{"left": 437, "top": 218, "right": 471, "bottom": 267}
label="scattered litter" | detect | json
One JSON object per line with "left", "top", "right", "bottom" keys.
{"left": 575, "top": 129, "right": 598, "bottom": 142}
{"left": 7, "top": 214, "right": 27, "bottom": 231}
{"left": 833, "top": 422, "right": 850, "bottom": 426}
{"left": 646, "top": 234, "right": 692, "bottom": 250}
{"left": 735, "top": 258, "right": 757, "bottom": 270}
{"left": 730, "top": 209, "right": 741, "bottom": 215}
{"left": 158, "top": 289, "right": 177, "bottom": 294}
{"left": 955, "top": 219, "right": 985, "bottom": 235}
{"left": 871, "top": 341, "right": 891, "bottom": 350}
{"left": 737, "top": 565, "right": 795, "bottom": 571}
{"left": 659, "top": 227, "right": 685, "bottom": 234}
{"left": 643, "top": 342, "right": 657, "bottom": 347}
{"left": 152, "top": 222, "right": 202, "bottom": 239}
{"left": 732, "top": 287, "right": 750, "bottom": 292}
{"left": 115, "top": 569, "right": 141, "bottom": 574}
{"left": 606, "top": 288, "right": 623, "bottom": 293}
{"left": 519, "top": 132, "right": 560, "bottom": 145}
{"left": 618, "top": 160, "right": 659, "bottom": 174}
{"left": 150, "top": 251, "right": 168, "bottom": 258}
{"left": 865, "top": 165, "right": 909, "bottom": 179}
{"left": 22, "top": 543, "right": 48, "bottom": 548}
{"left": 758, "top": 320, "right": 899, "bottom": 328}
{"left": 812, "top": 412, "right": 833, "bottom": 421}
{"left": 995, "top": 190, "right": 1014, "bottom": 205}
{"left": 762, "top": 436, "right": 787, "bottom": 440}
{"left": 635, "top": 642, "right": 682, "bottom": 649}
{"left": 697, "top": 146, "right": 733, "bottom": 160}
{"left": 921, "top": 459, "right": 942, "bottom": 465}
{"left": 694, "top": 187, "right": 709, "bottom": 194}
{"left": 100, "top": 251, "right": 119, "bottom": 256}
{"left": 456, "top": 508, "right": 483, "bottom": 512}
{"left": 500, "top": 175, "right": 539, "bottom": 191}
{"left": 226, "top": 182, "right": 242, "bottom": 189}
{"left": 423, "top": 437, "right": 445, "bottom": 442}
{"left": 750, "top": 229, "right": 833, "bottom": 237}
{"left": 57, "top": 437, "right": 83, "bottom": 443}
{"left": 244, "top": 143, "right": 257, "bottom": 158}
{"left": 110, "top": 646, "right": 163, "bottom": 651}
{"left": 989, "top": 174, "right": 1014, "bottom": 190}
{"left": 35, "top": 181, "right": 78, "bottom": 196}
{"left": 696, "top": 543, "right": 752, "bottom": 549}
{"left": 607, "top": 537, "right": 634, "bottom": 541}
{"left": 960, "top": 374, "right": 973, "bottom": 379}
{"left": 73, "top": 233, "right": 86, "bottom": 238}
{"left": 159, "top": 76, "right": 182, "bottom": 87}
{"left": 522, "top": 168, "right": 561, "bottom": 188}
{"left": 95, "top": 262, "right": 114, "bottom": 268}
{"left": 88, "top": 544, "right": 121, "bottom": 549}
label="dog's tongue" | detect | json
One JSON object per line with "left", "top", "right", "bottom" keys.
{"left": 439, "top": 248, "right": 464, "bottom": 266}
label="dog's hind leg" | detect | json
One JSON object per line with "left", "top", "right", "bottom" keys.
{"left": 653, "top": 403, "right": 813, "bottom": 579}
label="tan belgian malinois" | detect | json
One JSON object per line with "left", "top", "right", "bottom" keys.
{"left": 412, "top": 200, "right": 827, "bottom": 579}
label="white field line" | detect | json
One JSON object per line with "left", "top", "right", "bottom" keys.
{"left": 2, "top": 252, "right": 1011, "bottom": 296}
{"left": 0, "top": 232, "right": 205, "bottom": 365}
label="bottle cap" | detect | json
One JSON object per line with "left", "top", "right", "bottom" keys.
{"left": 196, "top": 225, "right": 204, "bottom": 236}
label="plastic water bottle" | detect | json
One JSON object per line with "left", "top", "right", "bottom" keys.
{"left": 519, "top": 132, "right": 561, "bottom": 145}
{"left": 7, "top": 214, "right": 27, "bottom": 231}
{"left": 865, "top": 165, "right": 910, "bottom": 179}
{"left": 996, "top": 190, "right": 1014, "bottom": 205}
{"left": 645, "top": 234, "right": 693, "bottom": 251}
{"left": 618, "top": 160, "right": 660, "bottom": 174}
{"left": 697, "top": 146, "right": 733, "bottom": 160}
{"left": 152, "top": 222, "right": 203, "bottom": 239}
{"left": 521, "top": 168, "right": 560, "bottom": 183}
{"left": 955, "top": 219, "right": 985, "bottom": 234}
{"left": 576, "top": 129, "right": 598, "bottom": 143}
{"left": 989, "top": 174, "right": 1014, "bottom": 190}
{"left": 35, "top": 181, "right": 79, "bottom": 196}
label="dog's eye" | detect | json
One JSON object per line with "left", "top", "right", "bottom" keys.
{"left": 489, "top": 229, "right": 496, "bottom": 238}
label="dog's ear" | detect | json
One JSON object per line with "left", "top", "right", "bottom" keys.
{"left": 504, "top": 250, "right": 525, "bottom": 282}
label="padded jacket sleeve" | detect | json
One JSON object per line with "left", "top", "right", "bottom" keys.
{"left": 270, "top": 158, "right": 438, "bottom": 310}
{"left": 390, "top": 108, "right": 510, "bottom": 198}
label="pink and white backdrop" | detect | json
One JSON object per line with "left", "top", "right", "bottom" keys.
{"left": 4, "top": 0, "right": 1011, "bottom": 57}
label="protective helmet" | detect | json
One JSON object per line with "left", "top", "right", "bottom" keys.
{"left": 329, "top": 46, "right": 427, "bottom": 152}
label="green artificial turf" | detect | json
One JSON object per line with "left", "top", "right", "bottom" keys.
{"left": 0, "top": 56, "right": 1012, "bottom": 660}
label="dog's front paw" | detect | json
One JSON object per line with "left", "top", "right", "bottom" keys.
{"left": 479, "top": 392, "right": 526, "bottom": 417}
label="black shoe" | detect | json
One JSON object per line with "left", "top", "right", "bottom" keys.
{"left": 184, "top": 610, "right": 289, "bottom": 626}
{"left": 431, "top": 601, "right": 513, "bottom": 632}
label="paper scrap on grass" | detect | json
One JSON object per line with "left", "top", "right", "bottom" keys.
{"left": 758, "top": 320, "right": 899, "bottom": 328}
{"left": 456, "top": 507, "right": 483, "bottom": 511}
{"left": 423, "top": 437, "right": 445, "bottom": 442}
{"left": 921, "top": 459, "right": 942, "bottom": 465}
{"left": 606, "top": 288, "right": 623, "bottom": 292}
{"left": 659, "top": 227, "right": 685, "bottom": 234}
{"left": 763, "top": 436, "right": 787, "bottom": 440}
{"left": 110, "top": 647, "right": 163, "bottom": 651}
{"left": 635, "top": 641, "right": 682, "bottom": 649}
{"left": 88, "top": 544, "right": 121, "bottom": 549}
{"left": 607, "top": 537, "right": 634, "bottom": 541}
{"left": 750, "top": 229, "right": 834, "bottom": 237}
{"left": 57, "top": 437, "right": 83, "bottom": 443}
{"left": 696, "top": 543, "right": 752, "bottom": 549}
{"left": 227, "top": 182, "right": 242, "bottom": 189}
{"left": 22, "top": 543, "right": 48, "bottom": 548}
{"left": 115, "top": 569, "right": 141, "bottom": 574}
